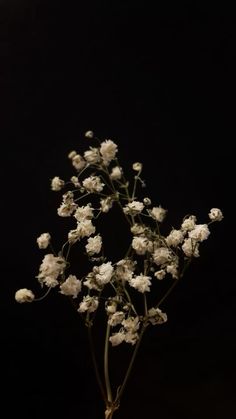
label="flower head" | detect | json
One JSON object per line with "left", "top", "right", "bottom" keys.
{"left": 15, "top": 288, "right": 35, "bottom": 303}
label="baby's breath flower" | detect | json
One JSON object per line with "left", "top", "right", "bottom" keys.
{"left": 100, "top": 139, "right": 118, "bottom": 166}
{"left": 84, "top": 130, "right": 94, "bottom": 139}
{"left": 72, "top": 154, "right": 86, "bottom": 171}
{"left": 51, "top": 176, "right": 65, "bottom": 191}
{"left": 130, "top": 223, "right": 146, "bottom": 235}
{"left": 154, "top": 269, "right": 166, "bottom": 280}
{"left": 165, "top": 229, "right": 184, "bottom": 247}
{"left": 149, "top": 206, "right": 167, "bottom": 222}
{"left": 93, "top": 262, "right": 114, "bottom": 286}
{"left": 85, "top": 234, "right": 102, "bottom": 255}
{"left": 110, "top": 166, "right": 123, "bottom": 180}
{"left": 109, "top": 331, "right": 125, "bottom": 346}
{"left": 208, "top": 208, "right": 224, "bottom": 222}
{"left": 108, "top": 311, "right": 125, "bottom": 327}
{"left": 15, "top": 288, "right": 35, "bottom": 303}
{"left": 123, "top": 201, "right": 144, "bottom": 216}
{"left": 132, "top": 236, "right": 153, "bottom": 255}
{"left": 189, "top": 224, "right": 210, "bottom": 242}
{"left": 132, "top": 162, "right": 142, "bottom": 171}
{"left": 74, "top": 204, "right": 94, "bottom": 222}
{"left": 153, "top": 247, "right": 173, "bottom": 266}
{"left": 60, "top": 275, "right": 82, "bottom": 298}
{"left": 84, "top": 147, "right": 101, "bottom": 164}
{"left": 68, "top": 150, "right": 77, "bottom": 159}
{"left": 75, "top": 220, "right": 96, "bottom": 239}
{"left": 78, "top": 295, "right": 99, "bottom": 313}
{"left": 70, "top": 176, "right": 80, "bottom": 188}
{"left": 37, "top": 232, "right": 51, "bottom": 249}
{"left": 82, "top": 176, "right": 104, "bottom": 193}
{"left": 181, "top": 215, "right": 196, "bottom": 232}
{"left": 100, "top": 196, "right": 113, "bottom": 213}
{"left": 182, "top": 238, "right": 199, "bottom": 258}
{"left": 166, "top": 263, "right": 179, "bottom": 279}
{"left": 37, "top": 254, "right": 66, "bottom": 287}
{"left": 147, "top": 307, "right": 167, "bottom": 325}
{"left": 143, "top": 197, "right": 151, "bottom": 206}
{"left": 129, "top": 274, "right": 152, "bottom": 293}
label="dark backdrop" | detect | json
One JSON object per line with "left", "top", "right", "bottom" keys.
{"left": 0, "top": 2, "right": 235, "bottom": 418}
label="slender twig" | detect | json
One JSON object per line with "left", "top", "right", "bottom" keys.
{"left": 104, "top": 322, "right": 113, "bottom": 403}
{"left": 115, "top": 324, "right": 147, "bottom": 403}
{"left": 88, "top": 326, "right": 107, "bottom": 403}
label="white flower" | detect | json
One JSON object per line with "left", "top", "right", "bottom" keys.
{"left": 74, "top": 204, "right": 94, "bottom": 222}
{"left": 123, "top": 201, "right": 144, "bottom": 216}
{"left": 115, "top": 258, "right": 136, "bottom": 282}
{"left": 109, "top": 332, "right": 125, "bottom": 346}
{"left": 100, "top": 197, "right": 113, "bottom": 213}
{"left": 37, "top": 254, "right": 66, "bottom": 287}
{"left": 165, "top": 229, "right": 184, "bottom": 247}
{"left": 68, "top": 228, "right": 81, "bottom": 244}
{"left": 84, "top": 130, "right": 94, "bottom": 139}
{"left": 100, "top": 139, "right": 118, "bottom": 166}
{"left": 124, "top": 331, "right": 139, "bottom": 345}
{"left": 76, "top": 220, "right": 96, "bottom": 239}
{"left": 60, "top": 275, "right": 81, "bottom": 298}
{"left": 72, "top": 154, "right": 86, "bottom": 171}
{"left": 166, "top": 263, "right": 179, "bottom": 279}
{"left": 110, "top": 166, "right": 123, "bottom": 180}
{"left": 143, "top": 197, "right": 151, "bottom": 206}
{"left": 15, "top": 288, "right": 35, "bottom": 303}
{"left": 57, "top": 202, "right": 77, "bottom": 217}
{"left": 122, "top": 316, "right": 140, "bottom": 333}
{"left": 70, "top": 176, "right": 80, "bottom": 188}
{"left": 37, "top": 232, "right": 51, "bottom": 249}
{"left": 149, "top": 206, "right": 167, "bottom": 222}
{"left": 108, "top": 311, "right": 125, "bottom": 327}
{"left": 182, "top": 238, "right": 199, "bottom": 257}
{"left": 93, "top": 262, "right": 114, "bottom": 286}
{"left": 86, "top": 234, "right": 102, "bottom": 255}
{"left": 82, "top": 176, "right": 104, "bottom": 193}
{"left": 189, "top": 224, "right": 210, "bottom": 242}
{"left": 132, "top": 162, "right": 142, "bottom": 171}
{"left": 132, "top": 236, "right": 153, "bottom": 255}
{"left": 153, "top": 247, "right": 172, "bottom": 266}
{"left": 84, "top": 147, "right": 101, "bottom": 164}
{"left": 130, "top": 274, "right": 152, "bottom": 293}
{"left": 208, "top": 208, "right": 224, "bottom": 222}
{"left": 51, "top": 176, "right": 65, "bottom": 191}
{"left": 106, "top": 300, "right": 118, "bottom": 314}
{"left": 68, "top": 150, "right": 77, "bottom": 159}
{"left": 147, "top": 307, "right": 168, "bottom": 325}
{"left": 154, "top": 269, "right": 166, "bottom": 280}
{"left": 181, "top": 215, "right": 197, "bottom": 232}
{"left": 57, "top": 192, "right": 77, "bottom": 217}
{"left": 130, "top": 223, "right": 146, "bottom": 235}
{"left": 78, "top": 295, "right": 99, "bottom": 313}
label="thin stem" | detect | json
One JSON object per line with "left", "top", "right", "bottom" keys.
{"left": 144, "top": 293, "right": 148, "bottom": 316}
{"left": 156, "top": 278, "right": 180, "bottom": 308}
{"left": 115, "top": 324, "right": 146, "bottom": 403}
{"left": 34, "top": 287, "right": 51, "bottom": 301}
{"left": 88, "top": 326, "right": 107, "bottom": 403}
{"left": 155, "top": 257, "right": 193, "bottom": 309}
{"left": 104, "top": 322, "right": 113, "bottom": 403}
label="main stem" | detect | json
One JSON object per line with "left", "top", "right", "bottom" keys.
{"left": 104, "top": 322, "right": 113, "bottom": 403}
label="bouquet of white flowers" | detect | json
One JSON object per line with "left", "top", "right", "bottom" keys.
{"left": 15, "top": 130, "right": 223, "bottom": 418}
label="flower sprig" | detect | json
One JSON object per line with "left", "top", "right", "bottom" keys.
{"left": 15, "top": 130, "right": 223, "bottom": 418}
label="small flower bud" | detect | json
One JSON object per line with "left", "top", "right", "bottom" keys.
{"left": 85, "top": 130, "right": 94, "bottom": 139}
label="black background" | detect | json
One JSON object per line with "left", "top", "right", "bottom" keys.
{"left": 0, "top": 2, "right": 235, "bottom": 418}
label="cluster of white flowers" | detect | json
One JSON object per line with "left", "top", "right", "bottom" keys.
{"left": 15, "top": 130, "right": 223, "bottom": 349}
